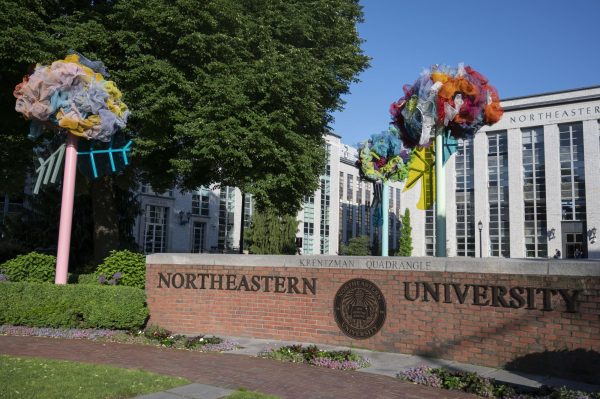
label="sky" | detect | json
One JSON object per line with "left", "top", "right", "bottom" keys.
{"left": 331, "top": 0, "right": 600, "bottom": 146}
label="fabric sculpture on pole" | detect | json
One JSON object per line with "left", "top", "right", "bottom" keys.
{"left": 12, "top": 52, "right": 129, "bottom": 284}
{"left": 389, "top": 63, "right": 503, "bottom": 207}
{"left": 389, "top": 63, "right": 503, "bottom": 149}
{"left": 14, "top": 52, "right": 129, "bottom": 142}
{"left": 357, "top": 127, "right": 411, "bottom": 183}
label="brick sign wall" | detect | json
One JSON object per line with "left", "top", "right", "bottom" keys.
{"left": 146, "top": 255, "right": 600, "bottom": 368}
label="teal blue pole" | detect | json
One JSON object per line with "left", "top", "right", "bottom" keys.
{"left": 435, "top": 128, "right": 446, "bottom": 257}
{"left": 381, "top": 181, "right": 389, "bottom": 256}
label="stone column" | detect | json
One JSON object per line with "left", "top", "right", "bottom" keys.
{"left": 583, "top": 119, "right": 600, "bottom": 258}
{"left": 544, "top": 124, "right": 563, "bottom": 257}
{"left": 473, "top": 132, "right": 488, "bottom": 257}
{"left": 445, "top": 153, "right": 457, "bottom": 257}
{"left": 508, "top": 128, "right": 525, "bottom": 258}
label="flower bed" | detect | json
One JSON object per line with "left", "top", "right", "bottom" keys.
{"left": 0, "top": 325, "right": 117, "bottom": 340}
{"left": 397, "top": 366, "right": 600, "bottom": 399}
{"left": 258, "top": 344, "right": 370, "bottom": 370}
{"left": 0, "top": 324, "right": 238, "bottom": 353}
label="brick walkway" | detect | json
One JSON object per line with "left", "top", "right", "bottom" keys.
{"left": 0, "top": 336, "right": 475, "bottom": 399}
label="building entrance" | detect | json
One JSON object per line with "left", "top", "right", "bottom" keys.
{"left": 562, "top": 221, "right": 586, "bottom": 258}
{"left": 192, "top": 222, "right": 206, "bottom": 253}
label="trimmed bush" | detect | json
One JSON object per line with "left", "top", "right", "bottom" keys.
{"left": 76, "top": 273, "right": 99, "bottom": 285}
{"left": 0, "top": 282, "right": 148, "bottom": 330}
{"left": 0, "top": 252, "right": 56, "bottom": 283}
{"left": 96, "top": 250, "right": 145, "bottom": 289}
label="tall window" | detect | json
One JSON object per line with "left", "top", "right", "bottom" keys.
{"left": 347, "top": 174, "right": 353, "bottom": 202}
{"left": 320, "top": 177, "right": 331, "bottom": 254}
{"left": 488, "top": 132, "right": 510, "bottom": 257}
{"left": 144, "top": 205, "right": 168, "bottom": 253}
{"left": 303, "top": 196, "right": 315, "bottom": 254}
{"left": 191, "top": 187, "right": 210, "bottom": 216}
{"left": 339, "top": 172, "right": 344, "bottom": 200}
{"left": 356, "top": 180, "right": 363, "bottom": 204}
{"left": 396, "top": 188, "right": 401, "bottom": 217}
{"left": 425, "top": 207, "right": 435, "bottom": 256}
{"left": 356, "top": 205, "right": 362, "bottom": 237}
{"left": 424, "top": 147, "right": 435, "bottom": 256}
{"left": 560, "top": 122, "right": 586, "bottom": 221}
{"left": 346, "top": 206, "right": 353, "bottom": 242}
{"left": 192, "top": 222, "right": 206, "bottom": 253}
{"left": 324, "top": 143, "right": 331, "bottom": 176}
{"left": 455, "top": 138, "right": 475, "bottom": 257}
{"left": 522, "top": 127, "right": 547, "bottom": 257}
{"left": 218, "top": 187, "right": 235, "bottom": 251}
{"left": 243, "top": 194, "right": 253, "bottom": 228}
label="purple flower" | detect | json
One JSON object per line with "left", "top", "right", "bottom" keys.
{"left": 309, "top": 357, "right": 362, "bottom": 370}
{"left": 201, "top": 340, "right": 238, "bottom": 352}
{"left": 98, "top": 275, "right": 106, "bottom": 284}
{"left": 108, "top": 279, "right": 116, "bottom": 285}
{"left": 397, "top": 366, "right": 442, "bottom": 388}
{"left": 112, "top": 272, "right": 122, "bottom": 279}
{"left": 0, "top": 325, "right": 116, "bottom": 340}
{"left": 0, "top": 273, "right": 8, "bottom": 282}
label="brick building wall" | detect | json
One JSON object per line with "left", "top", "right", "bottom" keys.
{"left": 146, "top": 254, "right": 600, "bottom": 368}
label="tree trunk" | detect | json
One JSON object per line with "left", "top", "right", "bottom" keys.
{"left": 91, "top": 176, "right": 119, "bottom": 264}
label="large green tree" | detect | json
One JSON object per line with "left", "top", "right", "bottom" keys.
{"left": 0, "top": 0, "right": 368, "bottom": 260}
{"left": 245, "top": 209, "right": 299, "bottom": 255}
{"left": 339, "top": 235, "right": 371, "bottom": 256}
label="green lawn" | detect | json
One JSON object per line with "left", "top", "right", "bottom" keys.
{"left": 0, "top": 355, "right": 189, "bottom": 399}
{"left": 226, "top": 390, "right": 281, "bottom": 399}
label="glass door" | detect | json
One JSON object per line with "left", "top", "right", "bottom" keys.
{"left": 192, "top": 222, "right": 206, "bottom": 253}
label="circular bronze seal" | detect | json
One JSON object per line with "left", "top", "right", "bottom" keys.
{"left": 333, "top": 278, "right": 386, "bottom": 339}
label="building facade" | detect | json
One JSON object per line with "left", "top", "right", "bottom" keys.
{"left": 133, "top": 134, "right": 404, "bottom": 256}
{"left": 134, "top": 86, "right": 600, "bottom": 259}
{"left": 452, "top": 86, "right": 600, "bottom": 259}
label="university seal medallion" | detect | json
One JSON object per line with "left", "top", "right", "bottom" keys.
{"left": 333, "top": 278, "right": 386, "bottom": 339}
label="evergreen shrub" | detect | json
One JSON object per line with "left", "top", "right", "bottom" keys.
{"left": 96, "top": 250, "right": 145, "bottom": 289}
{"left": 0, "top": 282, "right": 147, "bottom": 329}
{"left": 73, "top": 273, "right": 98, "bottom": 285}
{"left": 0, "top": 252, "right": 56, "bottom": 282}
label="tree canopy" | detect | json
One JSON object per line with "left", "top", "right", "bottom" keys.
{"left": 245, "top": 209, "right": 299, "bottom": 255}
{"left": 339, "top": 235, "right": 371, "bottom": 256}
{"left": 0, "top": 0, "right": 369, "bottom": 214}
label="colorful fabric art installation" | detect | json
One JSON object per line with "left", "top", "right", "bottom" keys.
{"left": 403, "top": 143, "right": 436, "bottom": 210}
{"left": 357, "top": 127, "right": 411, "bottom": 183}
{"left": 389, "top": 63, "right": 503, "bottom": 148}
{"left": 14, "top": 52, "right": 129, "bottom": 142}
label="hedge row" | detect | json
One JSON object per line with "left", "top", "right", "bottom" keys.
{"left": 0, "top": 282, "right": 148, "bottom": 330}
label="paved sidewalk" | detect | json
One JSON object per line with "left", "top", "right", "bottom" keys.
{"left": 1, "top": 335, "right": 598, "bottom": 399}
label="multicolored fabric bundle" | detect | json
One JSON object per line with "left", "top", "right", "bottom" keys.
{"left": 357, "top": 127, "right": 411, "bottom": 183}
{"left": 389, "top": 63, "right": 503, "bottom": 148}
{"left": 14, "top": 52, "right": 129, "bottom": 142}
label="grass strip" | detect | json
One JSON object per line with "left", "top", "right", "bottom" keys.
{"left": 0, "top": 355, "right": 188, "bottom": 399}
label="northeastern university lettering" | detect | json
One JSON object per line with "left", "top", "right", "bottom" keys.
{"left": 332, "top": 278, "right": 581, "bottom": 340}
{"left": 158, "top": 272, "right": 317, "bottom": 295}
{"left": 403, "top": 282, "right": 580, "bottom": 313}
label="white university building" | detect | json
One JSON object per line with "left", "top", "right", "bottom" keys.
{"left": 133, "top": 86, "right": 600, "bottom": 259}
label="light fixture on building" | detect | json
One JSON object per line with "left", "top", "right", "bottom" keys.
{"left": 590, "top": 227, "right": 597, "bottom": 244}
{"left": 547, "top": 228, "right": 556, "bottom": 240}
{"left": 478, "top": 220, "right": 483, "bottom": 258}
{"left": 178, "top": 210, "right": 191, "bottom": 225}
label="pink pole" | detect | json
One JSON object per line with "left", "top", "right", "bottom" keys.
{"left": 55, "top": 133, "right": 79, "bottom": 284}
